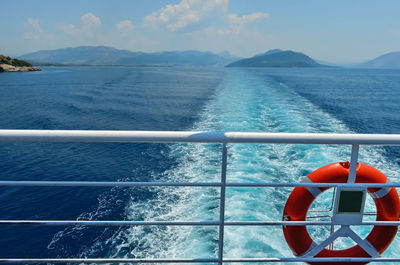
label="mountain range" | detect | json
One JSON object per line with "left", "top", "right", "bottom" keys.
{"left": 20, "top": 46, "right": 240, "bottom": 67}
{"left": 18, "top": 46, "right": 400, "bottom": 69}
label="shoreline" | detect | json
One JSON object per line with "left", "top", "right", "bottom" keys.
{"left": 0, "top": 64, "right": 40, "bottom": 72}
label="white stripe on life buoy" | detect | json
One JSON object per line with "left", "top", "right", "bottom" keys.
{"left": 370, "top": 187, "right": 391, "bottom": 199}
{"left": 301, "top": 176, "right": 321, "bottom": 197}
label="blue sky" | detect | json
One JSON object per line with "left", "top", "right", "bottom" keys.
{"left": 1, "top": 0, "right": 400, "bottom": 62}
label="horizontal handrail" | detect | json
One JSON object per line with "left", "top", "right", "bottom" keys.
{"left": 1, "top": 257, "right": 400, "bottom": 263}
{"left": 0, "top": 180, "right": 399, "bottom": 188}
{"left": 1, "top": 130, "right": 400, "bottom": 144}
{"left": 0, "top": 181, "right": 222, "bottom": 187}
{"left": 0, "top": 220, "right": 399, "bottom": 226}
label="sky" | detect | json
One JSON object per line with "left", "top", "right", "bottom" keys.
{"left": 1, "top": 0, "right": 400, "bottom": 63}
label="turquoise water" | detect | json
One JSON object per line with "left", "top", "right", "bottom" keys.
{"left": 1, "top": 66, "right": 400, "bottom": 263}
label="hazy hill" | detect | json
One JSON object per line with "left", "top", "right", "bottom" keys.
{"left": 359, "top": 52, "right": 400, "bottom": 69}
{"left": 19, "top": 46, "right": 239, "bottom": 66}
{"left": 253, "top": 49, "right": 284, "bottom": 57}
{"left": 226, "top": 50, "right": 326, "bottom": 67}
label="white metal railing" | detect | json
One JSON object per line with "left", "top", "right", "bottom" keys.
{"left": 1, "top": 130, "right": 400, "bottom": 144}
{"left": 1, "top": 130, "right": 400, "bottom": 264}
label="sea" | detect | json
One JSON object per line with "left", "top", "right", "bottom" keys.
{"left": 1, "top": 66, "right": 400, "bottom": 264}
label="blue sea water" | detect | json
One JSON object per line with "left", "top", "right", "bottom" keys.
{"left": 0, "top": 66, "right": 400, "bottom": 263}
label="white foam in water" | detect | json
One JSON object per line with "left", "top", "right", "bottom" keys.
{"left": 106, "top": 69, "right": 400, "bottom": 264}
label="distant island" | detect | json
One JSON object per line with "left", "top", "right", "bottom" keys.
{"left": 226, "top": 49, "right": 328, "bottom": 68}
{"left": 19, "top": 46, "right": 240, "bottom": 67}
{"left": 358, "top": 51, "right": 400, "bottom": 69}
{"left": 0, "top": 54, "right": 40, "bottom": 72}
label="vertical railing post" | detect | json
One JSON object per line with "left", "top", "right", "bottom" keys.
{"left": 348, "top": 144, "right": 359, "bottom": 183}
{"left": 218, "top": 143, "right": 228, "bottom": 265}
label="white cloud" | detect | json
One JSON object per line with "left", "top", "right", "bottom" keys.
{"left": 60, "top": 13, "right": 102, "bottom": 39}
{"left": 184, "top": 26, "right": 275, "bottom": 57}
{"left": 143, "top": 0, "right": 267, "bottom": 32}
{"left": 24, "top": 18, "right": 44, "bottom": 40}
{"left": 24, "top": 32, "right": 39, "bottom": 40}
{"left": 81, "top": 13, "right": 101, "bottom": 27}
{"left": 26, "top": 18, "right": 43, "bottom": 33}
{"left": 144, "top": 0, "right": 228, "bottom": 31}
{"left": 140, "top": 0, "right": 270, "bottom": 56}
{"left": 116, "top": 20, "right": 135, "bottom": 31}
{"left": 20, "top": 5, "right": 270, "bottom": 57}
{"left": 227, "top": 12, "right": 269, "bottom": 26}
{"left": 80, "top": 13, "right": 101, "bottom": 36}
{"left": 60, "top": 24, "right": 76, "bottom": 35}
{"left": 209, "top": 12, "right": 269, "bottom": 36}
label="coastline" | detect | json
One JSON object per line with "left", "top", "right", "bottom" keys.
{"left": 0, "top": 64, "right": 40, "bottom": 72}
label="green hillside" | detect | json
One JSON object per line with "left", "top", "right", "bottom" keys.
{"left": 0, "top": 54, "right": 32, "bottom": 67}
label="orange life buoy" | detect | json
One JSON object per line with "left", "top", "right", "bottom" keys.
{"left": 282, "top": 162, "right": 400, "bottom": 264}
